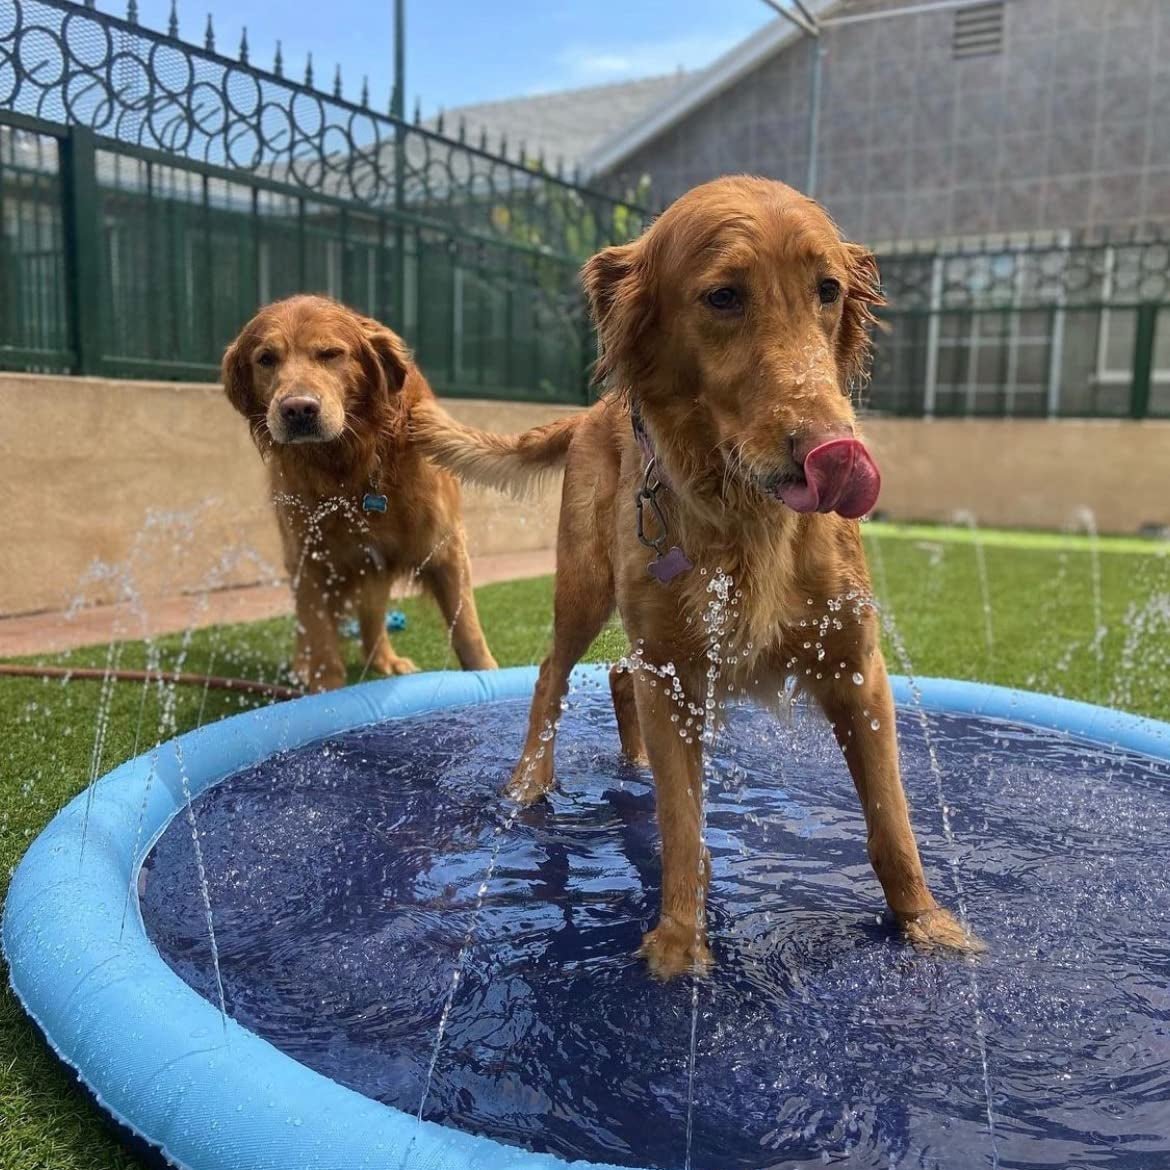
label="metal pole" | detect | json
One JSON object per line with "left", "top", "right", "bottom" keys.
{"left": 821, "top": 0, "right": 990, "bottom": 28}
{"left": 391, "top": 0, "right": 406, "bottom": 331}
{"left": 790, "top": 0, "right": 818, "bottom": 27}
{"left": 391, "top": 0, "right": 405, "bottom": 120}
{"left": 757, "top": 3, "right": 821, "bottom": 196}
{"left": 806, "top": 36, "right": 823, "bottom": 196}
{"left": 758, "top": 0, "right": 817, "bottom": 38}
{"left": 59, "top": 125, "right": 102, "bottom": 375}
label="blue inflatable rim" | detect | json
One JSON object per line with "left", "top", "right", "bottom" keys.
{"left": 4, "top": 665, "right": 1170, "bottom": 1170}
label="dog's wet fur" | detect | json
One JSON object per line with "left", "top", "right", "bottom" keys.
{"left": 414, "top": 177, "right": 982, "bottom": 977}
{"left": 223, "top": 295, "right": 496, "bottom": 691}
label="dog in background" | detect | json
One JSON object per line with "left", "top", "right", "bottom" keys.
{"left": 414, "top": 176, "right": 982, "bottom": 977}
{"left": 223, "top": 295, "right": 497, "bottom": 691}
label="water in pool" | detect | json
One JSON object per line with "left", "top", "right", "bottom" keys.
{"left": 141, "top": 688, "right": 1170, "bottom": 1170}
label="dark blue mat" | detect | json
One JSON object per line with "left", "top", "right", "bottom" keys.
{"left": 141, "top": 694, "right": 1170, "bottom": 1170}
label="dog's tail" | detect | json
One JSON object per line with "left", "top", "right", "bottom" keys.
{"left": 411, "top": 399, "right": 581, "bottom": 494}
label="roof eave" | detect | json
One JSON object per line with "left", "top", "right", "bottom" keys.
{"left": 579, "top": 0, "right": 843, "bottom": 181}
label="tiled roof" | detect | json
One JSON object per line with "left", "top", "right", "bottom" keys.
{"left": 428, "top": 72, "right": 693, "bottom": 173}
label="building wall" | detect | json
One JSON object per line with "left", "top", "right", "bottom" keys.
{"left": 1, "top": 373, "right": 1165, "bottom": 617}
{"left": 604, "top": 0, "right": 1169, "bottom": 242}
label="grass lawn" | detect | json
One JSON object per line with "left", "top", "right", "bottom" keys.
{"left": 2, "top": 529, "right": 1169, "bottom": 1169}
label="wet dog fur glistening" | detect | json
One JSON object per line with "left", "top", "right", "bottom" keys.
{"left": 223, "top": 295, "right": 497, "bottom": 692}
{"left": 413, "top": 177, "right": 983, "bottom": 978}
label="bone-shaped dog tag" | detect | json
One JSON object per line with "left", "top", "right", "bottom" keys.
{"left": 648, "top": 546, "right": 693, "bottom": 584}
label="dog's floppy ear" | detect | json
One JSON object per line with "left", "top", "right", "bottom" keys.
{"left": 357, "top": 315, "right": 411, "bottom": 395}
{"left": 581, "top": 240, "right": 652, "bottom": 388}
{"left": 837, "top": 242, "right": 885, "bottom": 395}
{"left": 221, "top": 328, "right": 260, "bottom": 421}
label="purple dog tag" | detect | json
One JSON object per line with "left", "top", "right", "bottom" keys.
{"left": 648, "top": 545, "right": 693, "bottom": 583}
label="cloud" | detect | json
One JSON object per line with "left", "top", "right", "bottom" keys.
{"left": 537, "top": 26, "right": 758, "bottom": 89}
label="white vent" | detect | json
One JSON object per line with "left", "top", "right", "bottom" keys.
{"left": 953, "top": 2, "right": 1005, "bottom": 58}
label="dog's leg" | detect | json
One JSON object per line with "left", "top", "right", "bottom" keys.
{"left": 357, "top": 575, "right": 416, "bottom": 676}
{"left": 633, "top": 663, "right": 712, "bottom": 979}
{"left": 421, "top": 537, "right": 497, "bottom": 671}
{"left": 811, "top": 654, "right": 984, "bottom": 953}
{"left": 293, "top": 574, "right": 346, "bottom": 692}
{"left": 609, "top": 663, "right": 647, "bottom": 764}
{"left": 506, "top": 557, "right": 613, "bottom": 805}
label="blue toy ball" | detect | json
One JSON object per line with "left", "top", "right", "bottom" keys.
{"left": 341, "top": 612, "right": 407, "bottom": 639}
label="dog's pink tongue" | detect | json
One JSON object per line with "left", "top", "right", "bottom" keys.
{"left": 776, "top": 438, "right": 881, "bottom": 519}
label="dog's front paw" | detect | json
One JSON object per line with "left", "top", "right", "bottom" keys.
{"left": 294, "top": 658, "right": 345, "bottom": 692}
{"left": 504, "top": 753, "right": 555, "bottom": 805}
{"left": 638, "top": 917, "right": 712, "bottom": 980}
{"left": 901, "top": 906, "right": 986, "bottom": 955}
{"left": 374, "top": 652, "right": 417, "bottom": 676}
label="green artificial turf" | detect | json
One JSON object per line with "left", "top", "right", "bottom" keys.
{"left": 2, "top": 531, "right": 1169, "bottom": 1169}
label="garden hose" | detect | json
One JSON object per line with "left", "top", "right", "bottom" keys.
{"left": 0, "top": 663, "right": 302, "bottom": 701}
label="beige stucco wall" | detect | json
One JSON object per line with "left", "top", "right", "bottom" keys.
{"left": 0, "top": 373, "right": 575, "bottom": 617}
{"left": 861, "top": 417, "right": 1170, "bottom": 535}
{"left": 0, "top": 371, "right": 1166, "bottom": 616}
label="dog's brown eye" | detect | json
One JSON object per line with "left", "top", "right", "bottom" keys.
{"left": 256, "top": 351, "right": 276, "bottom": 368}
{"left": 316, "top": 347, "right": 344, "bottom": 361}
{"left": 818, "top": 278, "right": 841, "bottom": 305}
{"left": 705, "top": 287, "right": 741, "bottom": 312}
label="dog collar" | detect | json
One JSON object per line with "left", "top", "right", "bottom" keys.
{"left": 630, "top": 403, "right": 656, "bottom": 468}
{"left": 631, "top": 404, "right": 693, "bottom": 585}
{"left": 362, "top": 460, "right": 388, "bottom": 514}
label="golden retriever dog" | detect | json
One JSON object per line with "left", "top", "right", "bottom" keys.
{"left": 223, "top": 295, "right": 497, "bottom": 691}
{"left": 414, "top": 176, "right": 981, "bottom": 978}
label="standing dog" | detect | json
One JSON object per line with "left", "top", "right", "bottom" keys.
{"left": 223, "top": 295, "right": 497, "bottom": 691}
{"left": 414, "top": 177, "right": 981, "bottom": 977}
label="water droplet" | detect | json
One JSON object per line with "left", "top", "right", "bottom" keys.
{"left": 852, "top": 672, "right": 864, "bottom": 686}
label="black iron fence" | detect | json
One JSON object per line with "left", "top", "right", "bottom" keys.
{"left": 1, "top": 1, "right": 1167, "bottom": 417}
{"left": 869, "top": 235, "right": 1170, "bottom": 420}
{"left": 0, "top": 0, "right": 649, "bottom": 400}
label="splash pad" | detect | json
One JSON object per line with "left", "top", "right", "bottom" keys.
{"left": 5, "top": 666, "right": 1170, "bottom": 1170}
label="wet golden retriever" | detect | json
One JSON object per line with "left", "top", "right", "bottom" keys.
{"left": 414, "top": 176, "right": 980, "bottom": 978}
{"left": 223, "top": 295, "right": 497, "bottom": 691}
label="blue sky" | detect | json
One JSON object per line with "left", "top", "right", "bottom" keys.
{"left": 130, "top": 0, "right": 775, "bottom": 113}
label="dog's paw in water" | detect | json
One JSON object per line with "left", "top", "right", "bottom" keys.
{"left": 373, "top": 651, "right": 418, "bottom": 677}
{"left": 504, "top": 753, "right": 556, "bottom": 805}
{"left": 638, "top": 918, "right": 713, "bottom": 980}
{"left": 902, "top": 906, "right": 987, "bottom": 955}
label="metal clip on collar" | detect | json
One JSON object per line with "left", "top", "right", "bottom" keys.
{"left": 636, "top": 457, "right": 693, "bottom": 584}
{"left": 636, "top": 458, "right": 669, "bottom": 557}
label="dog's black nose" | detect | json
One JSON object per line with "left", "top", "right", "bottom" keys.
{"left": 279, "top": 396, "right": 320, "bottom": 426}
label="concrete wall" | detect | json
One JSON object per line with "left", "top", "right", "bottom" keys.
{"left": 0, "top": 373, "right": 1166, "bottom": 616}
{"left": 603, "top": 0, "right": 1170, "bottom": 241}
{"left": 0, "top": 374, "right": 574, "bottom": 617}
{"left": 861, "top": 416, "right": 1170, "bottom": 534}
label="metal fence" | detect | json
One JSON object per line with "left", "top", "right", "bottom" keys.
{"left": 869, "top": 236, "right": 1170, "bottom": 420}
{"left": 0, "top": 0, "right": 649, "bottom": 401}
{"left": 1, "top": 1, "right": 1168, "bottom": 417}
